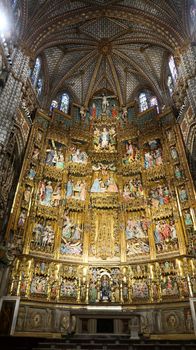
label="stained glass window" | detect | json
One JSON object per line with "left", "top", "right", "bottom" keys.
{"left": 167, "top": 75, "right": 174, "bottom": 95}
{"left": 139, "top": 92, "right": 148, "bottom": 112}
{"left": 169, "top": 55, "right": 178, "bottom": 83}
{"left": 190, "top": 2, "right": 196, "bottom": 23}
{"left": 37, "top": 78, "right": 43, "bottom": 96}
{"left": 11, "top": 0, "right": 17, "bottom": 8}
{"left": 150, "top": 96, "right": 159, "bottom": 113}
{"left": 60, "top": 93, "right": 69, "bottom": 114}
{"left": 138, "top": 91, "right": 159, "bottom": 113}
{"left": 31, "top": 57, "right": 41, "bottom": 87}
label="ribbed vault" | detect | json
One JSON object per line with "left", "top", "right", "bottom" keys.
{"left": 17, "top": 0, "right": 189, "bottom": 107}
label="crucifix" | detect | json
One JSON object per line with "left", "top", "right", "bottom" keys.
{"left": 93, "top": 93, "right": 116, "bottom": 113}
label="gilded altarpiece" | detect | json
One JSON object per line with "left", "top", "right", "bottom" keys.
{"left": 6, "top": 106, "right": 196, "bottom": 333}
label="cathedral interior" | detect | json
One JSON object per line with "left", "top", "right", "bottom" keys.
{"left": 0, "top": 0, "right": 196, "bottom": 349}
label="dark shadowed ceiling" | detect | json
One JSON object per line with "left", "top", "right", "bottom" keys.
{"left": 18, "top": 0, "right": 190, "bottom": 108}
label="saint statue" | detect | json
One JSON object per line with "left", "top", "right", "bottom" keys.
{"left": 23, "top": 186, "right": 31, "bottom": 203}
{"left": 45, "top": 148, "right": 55, "bottom": 165}
{"left": 32, "top": 147, "right": 39, "bottom": 161}
{"left": 91, "top": 103, "right": 97, "bottom": 119}
{"left": 56, "top": 150, "right": 64, "bottom": 169}
{"left": 66, "top": 180, "right": 73, "bottom": 197}
{"left": 179, "top": 187, "right": 188, "bottom": 202}
{"left": 91, "top": 178, "right": 101, "bottom": 192}
{"left": 41, "top": 181, "right": 53, "bottom": 206}
{"left": 100, "top": 275, "right": 110, "bottom": 301}
{"left": 80, "top": 106, "right": 86, "bottom": 120}
{"left": 27, "top": 166, "right": 36, "bottom": 180}
{"left": 184, "top": 211, "right": 193, "bottom": 226}
{"left": 122, "top": 106, "right": 128, "bottom": 119}
{"left": 18, "top": 209, "right": 26, "bottom": 228}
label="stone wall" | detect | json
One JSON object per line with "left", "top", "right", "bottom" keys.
{"left": 14, "top": 302, "right": 194, "bottom": 337}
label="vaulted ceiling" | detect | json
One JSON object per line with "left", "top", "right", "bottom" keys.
{"left": 18, "top": 0, "right": 190, "bottom": 108}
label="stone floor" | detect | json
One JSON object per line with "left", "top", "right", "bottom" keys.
{"left": 1, "top": 335, "right": 196, "bottom": 350}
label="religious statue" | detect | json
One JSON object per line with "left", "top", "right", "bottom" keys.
{"left": 121, "top": 106, "right": 128, "bottom": 120}
{"left": 66, "top": 179, "right": 73, "bottom": 198}
{"left": 91, "top": 177, "right": 101, "bottom": 192}
{"left": 100, "top": 275, "right": 111, "bottom": 301}
{"left": 92, "top": 94, "right": 116, "bottom": 114}
{"left": 123, "top": 178, "right": 143, "bottom": 200}
{"left": 107, "top": 177, "right": 118, "bottom": 192}
{"left": 100, "top": 128, "right": 110, "bottom": 149}
{"left": 154, "top": 219, "right": 178, "bottom": 253}
{"left": 132, "top": 280, "right": 149, "bottom": 300}
{"left": 56, "top": 149, "right": 65, "bottom": 169}
{"left": 102, "top": 95, "right": 109, "bottom": 113}
{"left": 27, "top": 165, "right": 36, "bottom": 180}
{"left": 111, "top": 104, "right": 118, "bottom": 118}
{"left": 36, "top": 130, "right": 43, "bottom": 143}
{"left": 90, "top": 175, "right": 118, "bottom": 193}
{"left": 30, "top": 276, "right": 47, "bottom": 295}
{"left": 66, "top": 179, "right": 87, "bottom": 201}
{"left": 23, "top": 186, "right": 31, "bottom": 204}
{"left": 52, "top": 183, "right": 62, "bottom": 206}
{"left": 91, "top": 102, "right": 97, "bottom": 119}
{"left": 125, "top": 219, "right": 150, "bottom": 256}
{"left": 31, "top": 221, "right": 54, "bottom": 252}
{"left": 170, "top": 147, "right": 179, "bottom": 161}
{"left": 62, "top": 214, "right": 72, "bottom": 240}
{"left": 40, "top": 181, "right": 53, "bottom": 206}
{"left": 125, "top": 220, "right": 148, "bottom": 240}
{"left": 80, "top": 106, "right": 86, "bottom": 120}
{"left": 178, "top": 186, "right": 188, "bottom": 202}
{"left": 40, "top": 223, "right": 54, "bottom": 250}
{"left": 60, "top": 212, "right": 83, "bottom": 255}
{"left": 185, "top": 310, "right": 194, "bottom": 332}
{"left": 80, "top": 181, "right": 87, "bottom": 201}
{"left": 89, "top": 282, "right": 97, "bottom": 303}
{"left": 166, "top": 129, "right": 175, "bottom": 143}
{"left": 93, "top": 127, "right": 116, "bottom": 151}
{"left": 184, "top": 210, "right": 193, "bottom": 226}
{"left": 109, "top": 127, "right": 116, "bottom": 149}
{"left": 149, "top": 185, "right": 171, "bottom": 207}
{"left": 122, "top": 141, "right": 140, "bottom": 164}
{"left": 45, "top": 148, "right": 55, "bottom": 166}
{"left": 174, "top": 165, "right": 183, "bottom": 180}
{"left": 161, "top": 276, "right": 179, "bottom": 297}
{"left": 32, "top": 221, "right": 44, "bottom": 247}
{"left": 144, "top": 139, "right": 163, "bottom": 169}
{"left": 32, "top": 147, "right": 39, "bottom": 161}
{"left": 69, "top": 146, "right": 88, "bottom": 164}
{"left": 18, "top": 209, "right": 27, "bottom": 228}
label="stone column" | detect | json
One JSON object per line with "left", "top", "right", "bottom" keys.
{"left": 0, "top": 48, "right": 30, "bottom": 162}
{"left": 177, "top": 44, "right": 196, "bottom": 113}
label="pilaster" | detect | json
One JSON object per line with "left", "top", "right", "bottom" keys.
{"left": 0, "top": 48, "right": 30, "bottom": 152}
